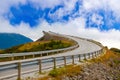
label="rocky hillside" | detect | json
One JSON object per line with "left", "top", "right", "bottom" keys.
{"left": 36, "top": 31, "right": 71, "bottom": 41}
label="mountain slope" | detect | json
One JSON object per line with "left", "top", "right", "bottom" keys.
{"left": 0, "top": 33, "right": 33, "bottom": 49}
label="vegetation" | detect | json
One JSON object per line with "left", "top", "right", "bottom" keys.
{"left": 0, "top": 40, "right": 73, "bottom": 54}
{"left": 89, "top": 47, "right": 120, "bottom": 63}
{"left": 39, "top": 65, "right": 82, "bottom": 80}
{"left": 110, "top": 48, "right": 120, "bottom": 53}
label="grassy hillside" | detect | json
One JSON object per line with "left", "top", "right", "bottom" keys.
{"left": 0, "top": 31, "right": 76, "bottom": 54}
{"left": 0, "top": 40, "right": 73, "bottom": 54}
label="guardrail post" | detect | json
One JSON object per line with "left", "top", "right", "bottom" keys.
{"left": 33, "top": 54, "right": 35, "bottom": 58}
{"left": 63, "top": 56, "right": 66, "bottom": 66}
{"left": 53, "top": 57, "right": 56, "bottom": 69}
{"left": 23, "top": 56, "right": 25, "bottom": 59}
{"left": 98, "top": 50, "right": 100, "bottom": 56}
{"left": 11, "top": 56, "right": 14, "bottom": 61}
{"left": 92, "top": 52, "right": 94, "bottom": 58}
{"left": 102, "top": 49, "right": 104, "bottom": 54}
{"left": 95, "top": 52, "right": 97, "bottom": 57}
{"left": 84, "top": 54, "right": 86, "bottom": 60}
{"left": 89, "top": 53, "right": 91, "bottom": 59}
{"left": 17, "top": 62, "right": 21, "bottom": 80}
{"left": 47, "top": 53, "right": 48, "bottom": 56}
{"left": 100, "top": 49, "right": 102, "bottom": 54}
{"left": 100, "top": 50, "right": 101, "bottom": 54}
{"left": 98, "top": 51, "right": 100, "bottom": 56}
{"left": 72, "top": 55, "right": 74, "bottom": 64}
{"left": 38, "top": 59, "right": 42, "bottom": 73}
{"left": 79, "top": 54, "right": 81, "bottom": 62}
{"left": 40, "top": 53, "right": 42, "bottom": 57}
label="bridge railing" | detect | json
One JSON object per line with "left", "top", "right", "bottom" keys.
{"left": 0, "top": 48, "right": 103, "bottom": 80}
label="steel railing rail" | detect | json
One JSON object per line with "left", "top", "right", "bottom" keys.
{"left": 0, "top": 44, "right": 79, "bottom": 58}
{"left": 0, "top": 48, "right": 104, "bottom": 80}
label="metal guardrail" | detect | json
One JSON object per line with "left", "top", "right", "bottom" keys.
{"left": 0, "top": 44, "right": 79, "bottom": 58}
{"left": 0, "top": 49, "right": 103, "bottom": 80}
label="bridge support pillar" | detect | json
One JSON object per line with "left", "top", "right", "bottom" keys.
{"left": 17, "top": 62, "right": 21, "bottom": 80}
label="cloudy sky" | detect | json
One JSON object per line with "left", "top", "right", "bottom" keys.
{"left": 0, "top": 0, "right": 120, "bottom": 49}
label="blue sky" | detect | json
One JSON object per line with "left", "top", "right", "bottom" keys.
{"left": 4, "top": 0, "right": 120, "bottom": 30}
{"left": 0, "top": 0, "right": 120, "bottom": 48}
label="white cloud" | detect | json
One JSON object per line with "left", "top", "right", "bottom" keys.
{"left": 0, "top": 0, "right": 26, "bottom": 16}
{"left": 0, "top": 17, "right": 120, "bottom": 49}
{"left": 48, "top": 0, "right": 78, "bottom": 20}
{"left": 0, "top": 0, "right": 120, "bottom": 49}
{"left": 108, "top": 0, "right": 120, "bottom": 19}
{"left": 82, "top": 0, "right": 105, "bottom": 11}
{"left": 30, "top": 0, "right": 62, "bottom": 10}
{"left": 82, "top": 0, "right": 120, "bottom": 21}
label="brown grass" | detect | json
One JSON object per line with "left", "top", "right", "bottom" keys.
{"left": 89, "top": 49, "right": 118, "bottom": 63}
{"left": 38, "top": 65, "right": 82, "bottom": 80}
{"left": 18, "top": 41, "right": 50, "bottom": 51}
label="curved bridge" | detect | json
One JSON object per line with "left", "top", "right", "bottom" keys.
{"left": 0, "top": 31, "right": 104, "bottom": 80}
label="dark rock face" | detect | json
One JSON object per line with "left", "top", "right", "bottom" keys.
{"left": 0, "top": 33, "right": 33, "bottom": 49}
{"left": 61, "top": 63, "right": 120, "bottom": 80}
{"left": 61, "top": 62, "right": 120, "bottom": 80}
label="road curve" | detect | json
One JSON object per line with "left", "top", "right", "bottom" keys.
{"left": 44, "top": 32, "right": 101, "bottom": 57}
{"left": 0, "top": 32, "right": 102, "bottom": 80}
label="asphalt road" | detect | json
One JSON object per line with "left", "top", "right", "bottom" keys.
{"left": 0, "top": 34, "right": 102, "bottom": 80}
